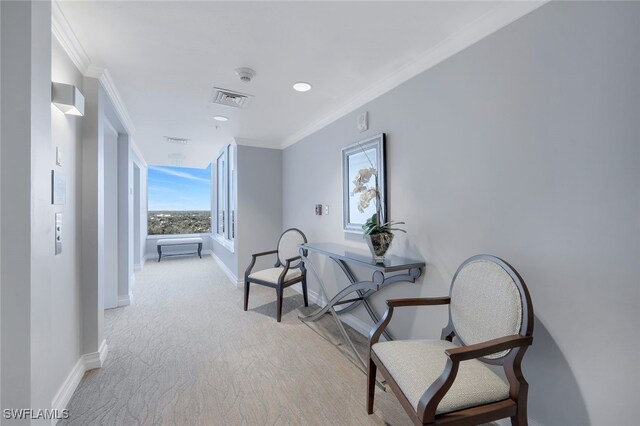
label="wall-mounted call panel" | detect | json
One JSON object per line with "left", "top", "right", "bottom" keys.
{"left": 55, "top": 213, "right": 62, "bottom": 255}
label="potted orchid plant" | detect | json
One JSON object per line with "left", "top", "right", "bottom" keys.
{"left": 352, "top": 166, "right": 405, "bottom": 263}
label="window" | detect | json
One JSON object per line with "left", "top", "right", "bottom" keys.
{"left": 214, "top": 145, "right": 235, "bottom": 246}
{"left": 147, "top": 164, "right": 212, "bottom": 235}
{"left": 216, "top": 151, "right": 226, "bottom": 235}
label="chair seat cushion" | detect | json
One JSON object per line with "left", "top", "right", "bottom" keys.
{"left": 248, "top": 267, "right": 302, "bottom": 284}
{"left": 157, "top": 237, "right": 203, "bottom": 245}
{"left": 372, "top": 339, "right": 509, "bottom": 415}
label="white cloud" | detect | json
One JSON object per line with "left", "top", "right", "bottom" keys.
{"left": 149, "top": 166, "right": 210, "bottom": 183}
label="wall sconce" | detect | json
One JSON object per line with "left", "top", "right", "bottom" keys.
{"left": 51, "top": 82, "right": 85, "bottom": 116}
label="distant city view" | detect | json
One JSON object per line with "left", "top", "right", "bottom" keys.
{"left": 147, "top": 165, "right": 211, "bottom": 235}
{"left": 148, "top": 211, "right": 211, "bottom": 235}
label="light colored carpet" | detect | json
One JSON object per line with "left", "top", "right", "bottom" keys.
{"left": 59, "top": 255, "right": 411, "bottom": 425}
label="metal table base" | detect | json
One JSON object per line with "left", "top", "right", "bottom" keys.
{"left": 297, "top": 243, "right": 424, "bottom": 376}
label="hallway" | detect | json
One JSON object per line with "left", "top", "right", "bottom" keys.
{"left": 60, "top": 256, "right": 408, "bottom": 425}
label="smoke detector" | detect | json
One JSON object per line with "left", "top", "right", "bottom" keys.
{"left": 235, "top": 67, "right": 256, "bottom": 83}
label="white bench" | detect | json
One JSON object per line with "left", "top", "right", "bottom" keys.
{"left": 156, "top": 237, "right": 203, "bottom": 262}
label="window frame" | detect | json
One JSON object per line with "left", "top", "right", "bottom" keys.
{"left": 146, "top": 164, "right": 213, "bottom": 236}
{"left": 213, "top": 144, "right": 235, "bottom": 251}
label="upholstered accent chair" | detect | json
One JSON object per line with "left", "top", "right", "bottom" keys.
{"left": 244, "top": 228, "right": 308, "bottom": 322}
{"left": 368, "top": 255, "right": 534, "bottom": 425}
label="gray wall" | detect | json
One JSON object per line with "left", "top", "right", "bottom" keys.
{"left": 117, "top": 133, "right": 133, "bottom": 306}
{"left": 104, "top": 122, "right": 119, "bottom": 309}
{"left": 211, "top": 234, "right": 237, "bottom": 277}
{"left": 80, "top": 76, "right": 106, "bottom": 356}
{"left": 133, "top": 164, "right": 141, "bottom": 267}
{"left": 131, "top": 147, "right": 147, "bottom": 270}
{"left": 211, "top": 144, "right": 238, "bottom": 278}
{"left": 237, "top": 145, "right": 283, "bottom": 278}
{"left": 212, "top": 144, "right": 283, "bottom": 282}
{"left": 49, "top": 35, "right": 84, "bottom": 411}
{"left": 1, "top": 0, "right": 54, "bottom": 416}
{"left": 282, "top": 2, "right": 639, "bottom": 425}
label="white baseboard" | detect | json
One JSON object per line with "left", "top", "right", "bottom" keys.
{"left": 117, "top": 274, "right": 135, "bottom": 307}
{"left": 291, "top": 285, "right": 373, "bottom": 337}
{"left": 82, "top": 339, "right": 108, "bottom": 371}
{"left": 50, "top": 358, "right": 84, "bottom": 425}
{"left": 51, "top": 339, "right": 109, "bottom": 425}
{"left": 135, "top": 255, "right": 147, "bottom": 270}
{"left": 211, "top": 252, "right": 243, "bottom": 287}
{"left": 118, "top": 294, "right": 131, "bottom": 307}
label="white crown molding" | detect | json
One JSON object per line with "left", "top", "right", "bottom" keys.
{"left": 51, "top": 0, "right": 91, "bottom": 75}
{"left": 131, "top": 139, "right": 148, "bottom": 168}
{"left": 99, "top": 69, "right": 137, "bottom": 136}
{"left": 280, "top": 1, "right": 548, "bottom": 149}
{"left": 52, "top": 1, "right": 138, "bottom": 141}
{"left": 84, "top": 63, "right": 105, "bottom": 80}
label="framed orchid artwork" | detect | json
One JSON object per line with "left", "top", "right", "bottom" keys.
{"left": 342, "top": 133, "right": 386, "bottom": 233}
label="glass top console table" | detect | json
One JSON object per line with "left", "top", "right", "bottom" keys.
{"left": 298, "top": 242, "right": 425, "bottom": 374}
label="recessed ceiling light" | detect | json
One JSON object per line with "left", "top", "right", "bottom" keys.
{"left": 293, "top": 82, "right": 312, "bottom": 92}
{"left": 213, "top": 115, "right": 229, "bottom": 122}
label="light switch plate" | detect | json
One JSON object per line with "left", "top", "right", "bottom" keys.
{"left": 324, "top": 205, "right": 329, "bottom": 215}
{"left": 56, "top": 147, "right": 62, "bottom": 166}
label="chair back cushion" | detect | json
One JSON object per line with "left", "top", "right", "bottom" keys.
{"left": 450, "top": 256, "right": 524, "bottom": 359}
{"left": 277, "top": 228, "right": 307, "bottom": 267}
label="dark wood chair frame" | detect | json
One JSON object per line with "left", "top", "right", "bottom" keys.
{"left": 243, "top": 228, "right": 309, "bottom": 322}
{"left": 368, "top": 254, "right": 534, "bottom": 426}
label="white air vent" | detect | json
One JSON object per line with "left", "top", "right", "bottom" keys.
{"left": 211, "top": 87, "right": 253, "bottom": 109}
{"left": 165, "top": 136, "right": 190, "bottom": 145}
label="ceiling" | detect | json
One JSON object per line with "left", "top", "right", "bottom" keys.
{"left": 57, "top": 1, "right": 542, "bottom": 168}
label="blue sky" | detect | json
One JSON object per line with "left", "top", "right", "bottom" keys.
{"left": 148, "top": 164, "right": 211, "bottom": 211}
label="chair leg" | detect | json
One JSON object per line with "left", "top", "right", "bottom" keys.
{"left": 510, "top": 395, "right": 528, "bottom": 426}
{"left": 367, "top": 357, "right": 377, "bottom": 414}
{"left": 276, "top": 287, "right": 283, "bottom": 322}
{"left": 510, "top": 380, "right": 529, "bottom": 426}
{"left": 510, "top": 413, "right": 528, "bottom": 426}
{"left": 302, "top": 276, "right": 309, "bottom": 307}
{"left": 244, "top": 281, "right": 250, "bottom": 311}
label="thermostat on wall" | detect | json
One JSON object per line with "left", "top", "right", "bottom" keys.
{"left": 357, "top": 111, "right": 368, "bottom": 132}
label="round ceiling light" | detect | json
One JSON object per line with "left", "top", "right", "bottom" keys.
{"left": 293, "top": 82, "right": 312, "bottom": 92}
{"left": 213, "top": 115, "right": 229, "bottom": 122}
